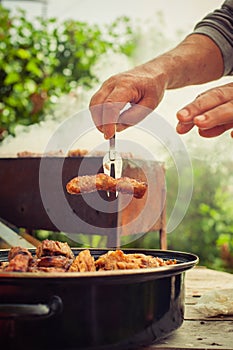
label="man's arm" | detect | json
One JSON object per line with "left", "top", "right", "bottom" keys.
{"left": 176, "top": 0, "right": 233, "bottom": 137}
{"left": 90, "top": 1, "right": 232, "bottom": 139}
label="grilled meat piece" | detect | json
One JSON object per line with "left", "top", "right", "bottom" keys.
{"left": 37, "top": 256, "right": 72, "bottom": 270}
{"left": 125, "top": 253, "right": 176, "bottom": 268}
{"left": 17, "top": 150, "right": 63, "bottom": 157}
{"left": 68, "top": 149, "right": 89, "bottom": 157}
{"left": 8, "top": 246, "right": 32, "bottom": 261}
{"left": 116, "top": 177, "right": 147, "bottom": 199}
{"left": 66, "top": 173, "right": 147, "bottom": 199}
{"left": 69, "top": 250, "right": 96, "bottom": 272}
{"left": 36, "top": 240, "right": 74, "bottom": 259}
{"left": 0, "top": 262, "right": 9, "bottom": 271}
{"left": 66, "top": 173, "right": 114, "bottom": 195}
{"left": 95, "top": 250, "right": 138, "bottom": 270}
{"left": 95, "top": 250, "right": 176, "bottom": 271}
{"left": 5, "top": 254, "right": 31, "bottom": 272}
{"left": 5, "top": 247, "right": 33, "bottom": 272}
{"left": 1, "top": 240, "right": 177, "bottom": 274}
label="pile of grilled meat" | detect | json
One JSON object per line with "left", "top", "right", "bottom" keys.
{"left": 0, "top": 239, "right": 176, "bottom": 273}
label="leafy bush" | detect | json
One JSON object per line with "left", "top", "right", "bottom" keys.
{"left": 125, "top": 158, "right": 233, "bottom": 272}
{"left": 0, "top": 5, "right": 137, "bottom": 138}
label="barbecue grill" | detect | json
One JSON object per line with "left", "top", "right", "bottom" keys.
{"left": 0, "top": 156, "right": 166, "bottom": 248}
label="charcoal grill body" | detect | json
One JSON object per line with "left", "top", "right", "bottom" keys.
{"left": 0, "top": 157, "right": 166, "bottom": 248}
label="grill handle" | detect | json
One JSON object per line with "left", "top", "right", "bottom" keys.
{"left": 0, "top": 295, "right": 63, "bottom": 319}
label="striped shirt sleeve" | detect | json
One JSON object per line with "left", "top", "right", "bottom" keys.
{"left": 193, "top": 0, "right": 233, "bottom": 76}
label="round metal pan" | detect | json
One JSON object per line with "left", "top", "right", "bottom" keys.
{"left": 0, "top": 248, "right": 198, "bottom": 350}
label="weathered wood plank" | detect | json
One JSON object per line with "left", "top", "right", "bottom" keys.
{"left": 185, "top": 267, "right": 233, "bottom": 296}
{"left": 0, "top": 222, "right": 35, "bottom": 248}
{"left": 143, "top": 320, "right": 233, "bottom": 349}
{"left": 185, "top": 303, "right": 233, "bottom": 321}
{"left": 185, "top": 295, "right": 200, "bottom": 304}
{"left": 184, "top": 268, "right": 233, "bottom": 320}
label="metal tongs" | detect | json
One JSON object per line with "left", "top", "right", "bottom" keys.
{"left": 103, "top": 134, "right": 123, "bottom": 197}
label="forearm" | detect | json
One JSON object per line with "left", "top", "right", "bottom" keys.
{"left": 142, "top": 0, "right": 233, "bottom": 90}
{"left": 140, "top": 33, "right": 224, "bottom": 91}
{"left": 90, "top": 19, "right": 228, "bottom": 139}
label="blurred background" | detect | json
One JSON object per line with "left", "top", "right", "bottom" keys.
{"left": 0, "top": 0, "right": 232, "bottom": 272}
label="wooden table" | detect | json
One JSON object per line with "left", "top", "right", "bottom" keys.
{"left": 143, "top": 266, "right": 233, "bottom": 350}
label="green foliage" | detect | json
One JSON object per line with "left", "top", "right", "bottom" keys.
{"left": 0, "top": 5, "right": 137, "bottom": 138}
{"left": 35, "top": 230, "right": 107, "bottom": 248}
{"left": 125, "top": 158, "right": 233, "bottom": 272}
{"left": 166, "top": 159, "right": 233, "bottom": 271}
{"left": 217, "top": 234, "right": 233, "bottom": 254}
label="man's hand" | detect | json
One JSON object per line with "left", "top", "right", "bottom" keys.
{"left": 89, "top": 66, "right": 168, "bottom": 139}
{"left": 176, "top": 83, "right": 233, "bottom": 138}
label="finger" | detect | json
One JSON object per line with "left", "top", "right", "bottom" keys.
{"left": 116, "top": 90, "right": 161, "bottom": 133}
{"left": 92, "top": 81, "right": 139, "bottom": 138}
{"left": 116, "top": 97, "right": 156, "bottom": 131}
{"left": 177, "top": 83, "right": 233, "bottom": 123}
{"left": 89, "top": 103, "right": 104, "bottom": 134}
{"left": 101, "top": 88, "right": 156, "bottom": 138}
{"left": 176, "top": 121, "right": 194, "bottom": 134}
{"left": 90, "top": 78, "right": 116, "bottom": 107}
{"left": 198, "top": 122, "right": 233, "bottom": 138}
{"left": 116, "top": 105, "right": 151, "bottom": 133}
{"left": 89, "top": 80, "right": 116, "bottom": 134}
{"left": 102, "top": 101, "right": 126, "bottom": 139}
{"left": 193, "top": 101, "right": 233, "bottom": 129}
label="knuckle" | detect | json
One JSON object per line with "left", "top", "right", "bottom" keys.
{"left": 103, "top": 99, "right": 115, "bottom": 107}
{"left": 226, "top": 82, "right": 233, "bottom": 89}
{"left": 229, "top": 99, "right": 233, "bottom": 108}
{"left": 103, "top": 73, "right": 128, "bottom": 87}
{"left": 186, "top": 100, "right": 203, "bottom": 115}
{"left": 89, "top": 94, "right": 98, "bottom": 106}
{"left": 211, "top": 87, "right": 226, "bottom": 103}
{"left": 193, "top": 85, "right": 231, "bottom": 113}
{"left": 103, "top": 75, "right": 117, "bottom": 87}
{"left": 103, "top": 74, "right": 134, "bottom": 95}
